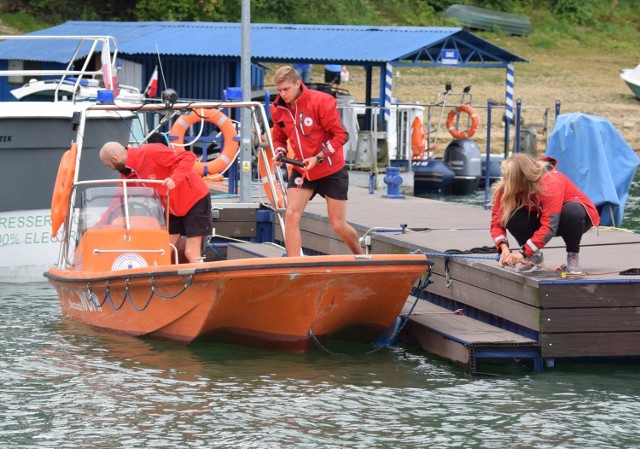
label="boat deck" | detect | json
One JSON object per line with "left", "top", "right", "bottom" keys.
{"left": 294, "top": 184, "right": 640, "bottom": 371}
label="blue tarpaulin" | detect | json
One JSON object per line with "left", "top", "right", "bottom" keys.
{"left": 546, "top": 112, "right": 640, "bottom": 227}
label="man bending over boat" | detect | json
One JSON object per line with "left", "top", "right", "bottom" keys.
{"left": 99, "top": 141, "right": 212, "bottom": 263}
{"left": 270, "top": 65, "right": 363, "bottom": 257}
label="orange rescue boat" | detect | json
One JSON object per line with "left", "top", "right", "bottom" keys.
{"left": 45, "top": 101, "right": 431, "bottom": 351}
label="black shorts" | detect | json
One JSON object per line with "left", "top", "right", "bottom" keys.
{"left": 168, "top": 194, "right": 213, "bottom": 237}
{"left": 288, "top": 167, "right": 349, "bottom": 200}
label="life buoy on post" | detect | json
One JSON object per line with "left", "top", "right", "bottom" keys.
{"left": 169, "top": 108, "right": 239, "bottom": 176}
{"left": 51, "top": 143, "right": 78, "bottom": 237}
{"left": 447, "top": 104, "right": 479, "bottom": 139}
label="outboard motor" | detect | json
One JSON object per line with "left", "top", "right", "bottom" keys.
{"left": 412, "top": 159, "right": 455, "bottom": 195}
{"left": 443, "top": 139, "right": 481, "bottom": 195}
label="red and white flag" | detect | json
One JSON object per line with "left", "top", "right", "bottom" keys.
{"left": 100, "top": 40, "right": 119, "bottom": 96}
{"left": 145, "top": 65, "right": 159, "bottom": 97}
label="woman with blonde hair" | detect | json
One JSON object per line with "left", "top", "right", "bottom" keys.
{"left": 490, "top": 153, "right": 600, "bottom": 274}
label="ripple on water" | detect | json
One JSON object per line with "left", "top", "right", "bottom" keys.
{"left": 1, "top": 284, "right": 640, "bottom": 448}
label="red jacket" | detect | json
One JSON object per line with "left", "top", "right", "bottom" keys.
{"left": 490, "top": 167, "right": 600, "bottom": 257}
{"left": 270, "top": 83, "right": 348, "bottom": 180}
{"left": 124, "top": 144, "right": 209, "bottom": 217}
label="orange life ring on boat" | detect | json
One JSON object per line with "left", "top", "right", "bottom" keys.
{"left": 170, "top": 108, "right": 239, "bottom": 176}
{"left": 257, "top": 133, "right": 293, "bottom": 209}
{"left": 446, "top": 104, "right": 479, "bottom": 139}
{"left": 50, "top": 143, "right": 78, "bottom": 236}
{"left": 411, "top": 116, "right": 427, "bottom": 159}
{"left": 258, "top": 149, "right": 285, "bottom": 209}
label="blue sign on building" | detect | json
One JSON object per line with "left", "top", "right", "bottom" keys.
{"left": 440, "top": 49, "right": 460, "bottom": 65}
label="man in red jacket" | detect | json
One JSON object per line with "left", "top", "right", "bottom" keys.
{"left": 99, "top": 141, "right": 212, "bottom": 263}
{"left": 270, "top": 65, "right": 362, "bottom": 257}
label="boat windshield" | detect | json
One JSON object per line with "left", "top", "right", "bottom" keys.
{"left": 77, "top": 186, "right": 166, "bottom": 237}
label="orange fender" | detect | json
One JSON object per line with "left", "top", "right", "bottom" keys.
{"left": 50, "top": 143, "right": 78, "bottom": 237}
{"left": 170, "top": 108, "right": 239, "bottom": 176}
{"left": 446, "top": 104, "right": 479, "bottom": 139}
{"left": 411, "top": 116, "right": 427, "bottom": 158}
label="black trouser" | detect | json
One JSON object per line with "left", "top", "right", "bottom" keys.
{"left": 507, "top": 202, "right": 593, "bottom": 253}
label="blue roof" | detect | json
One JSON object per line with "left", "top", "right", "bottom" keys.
{"left": 0, "top": 21, "right": 527, "bottom": 67}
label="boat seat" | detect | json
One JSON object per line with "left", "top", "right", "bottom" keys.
{"left": 73, "top": 227, "right": 172, "bottom": 271}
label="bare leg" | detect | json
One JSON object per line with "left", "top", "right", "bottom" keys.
{"left": 325, "top": 196, "right": 363, "bottom": 254}
{"left": 184, "top": 236, "right": 204, "bottom": 263}
{"left": 284, "top": 187, "right": 314, "bottom": 256}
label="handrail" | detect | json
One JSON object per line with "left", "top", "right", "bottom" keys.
{"left": 0, "top": 35, "right": 119, "bottom": 103}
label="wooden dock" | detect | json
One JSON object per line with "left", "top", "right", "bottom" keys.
{"left": 210, "top": 181, "right": 640, "bottom": 372}
{"left": 286, "top": 184, "right": 640, "bottom": 371}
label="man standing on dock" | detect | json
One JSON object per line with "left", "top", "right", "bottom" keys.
{"left": 270, "top": 66, "right": 363, "bottom": 257}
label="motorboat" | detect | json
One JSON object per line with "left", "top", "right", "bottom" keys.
{"left": 44, "top": 99, "right": 432, "bottom": 351}
{"left": 620, "top": 64, "right": 640, "bottom": 100}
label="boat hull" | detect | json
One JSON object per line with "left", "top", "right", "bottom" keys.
{"left": 620, "top": 66, "right": 640, "bottom": 100}
{"left": 45, "top": 254, "right": 431, "bottom": 351}
{"left": 0, "top": 104, "right": 132, "bottom": 282}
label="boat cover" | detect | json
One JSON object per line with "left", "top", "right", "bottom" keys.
{"left": 545, "top": 112, "right": 640, "bottom": 227}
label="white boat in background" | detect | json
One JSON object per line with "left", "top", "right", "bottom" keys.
{"left": 620, "top": 64, "right": 640, "bottom": 100}
{"left": 0, "top": 35, "right": 141, "bottom": 282}
{"left": 10, "top": 77, "right": 145, "bottom": 103}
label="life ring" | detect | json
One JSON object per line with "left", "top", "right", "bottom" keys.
{"left": 411, "top": 116, "right": 428, "bottom": 159}
{"left": 257, "top": 134, "right": 292, "bottom": 209}
{"left": 50, "top": 143, "right": 78, "bottom": 237}
{"left": 169, "top": 108, "right": 239, "bottom": 176}
{"left": 258, "top": 149, "right": 285, "bottom": 209}
{"left": 447, "top": 104, "right": 479, "bottom": 139}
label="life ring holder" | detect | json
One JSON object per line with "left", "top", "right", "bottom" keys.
{"left": 446, "top": 104, "right": 479, "bottom": 139}
{"left": 51, "top": 142, "right": 78, "bottom": 237}
{"left": 169, "top": 108, "right": 239, "bottom": 176}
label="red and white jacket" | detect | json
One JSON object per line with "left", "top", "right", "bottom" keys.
{"left": 490, "top": 162, "right": 600, "bottom": 257}
{"left": 123, "top": 144, "right": 209, "bottom": 217}
{"left": 270, "top": 83, "right": 348, "bottom": 180}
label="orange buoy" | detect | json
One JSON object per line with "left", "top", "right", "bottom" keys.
{"left": 446, "top": 104, "right": 479, "bottom": 139}
{"left": 411, "top": 116, "right": 427, "bottom": 158}
{"left": 170, "top": 108, "right": 239, "bottom": 176}
{"left": 50, "top": 143, "right": 78, "bottom": 236}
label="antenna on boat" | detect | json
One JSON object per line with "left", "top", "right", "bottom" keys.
{"left": 156, "top": 44, "right": 169, "bottom": 95}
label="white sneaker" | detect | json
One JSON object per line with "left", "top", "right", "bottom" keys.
{"left": 566, "top": 252, "right": 582, "bottom": 274}
{"left": 516, "top": 252, "right": 544, "bottom": 273}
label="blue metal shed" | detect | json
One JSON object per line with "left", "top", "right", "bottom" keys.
{"left": 0, "top": 21, "right": 526, "bottom": 111}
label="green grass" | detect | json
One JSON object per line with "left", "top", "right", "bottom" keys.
{"left": 0, "top": 12, "right": 53, "bottom": 33}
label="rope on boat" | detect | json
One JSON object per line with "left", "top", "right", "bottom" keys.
{"left": 86, "top": 275, "right": 194, "bottom": 311}
{"left": 371, "top": 266, "right": 434, "bottom": 351}
{"left": 307, "top": 329, "right": 342, "bottom": 356}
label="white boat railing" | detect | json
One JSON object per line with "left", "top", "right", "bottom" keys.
{"left": 0, "top": 34, "right": 119, "bottom": 103}
{"left": 56, "top": 100, "right": 288, "bottom": 269}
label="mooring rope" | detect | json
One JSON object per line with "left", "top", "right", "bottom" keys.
{"left": 86, "top": 275, "right": 194, "bottom": 311}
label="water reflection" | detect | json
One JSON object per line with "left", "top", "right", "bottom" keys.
{"left": 2, "top": 283, "right": 640, "bottom": 448}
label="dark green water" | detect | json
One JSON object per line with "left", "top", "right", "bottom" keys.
{"left": 1, "top": 283, "right": 639, "bottom": 448}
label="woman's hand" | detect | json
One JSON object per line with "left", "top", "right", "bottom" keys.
{"left": 498, "top": 244, "right": 525, "bottom": 267}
